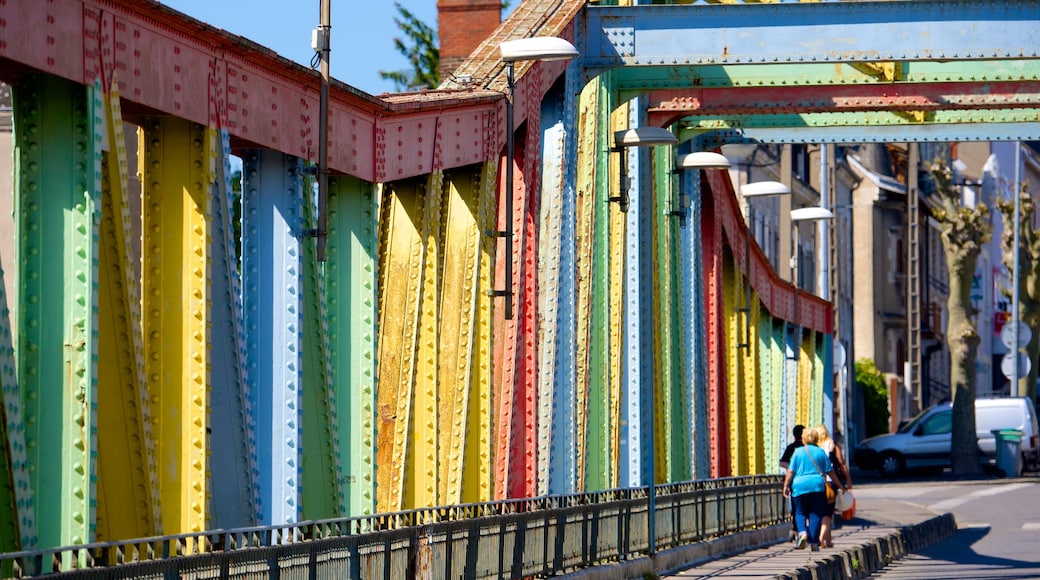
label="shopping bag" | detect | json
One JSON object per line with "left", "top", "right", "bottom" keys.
{"left": 835, "top": 489, "right": 853, "bottom": 512}
{"left": 840, "top": 493, "right": 856, "bottom": 520}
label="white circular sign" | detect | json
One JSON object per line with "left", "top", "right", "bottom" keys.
{"left": 1000, "top": 321, "right": 1032, "bottom": 350}
{"left": 833, "top": 342, "right": 847, "bottom": 370}
{"left": 1001, "top": 351, "right": 1032, "bottom": 379}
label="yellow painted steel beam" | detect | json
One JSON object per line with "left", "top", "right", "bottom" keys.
{"left": 462, "top": 161, "right": 497, "bottom": 504}
{"left": 608, "top": 103, "right": 627, "bottom": 485}
{"left": 139, "top": 118, "right": 212, "bottom": 534}
{"left": 375, "top": 176, "right": 426, "bottom": 513}
{"left": 438, "top": 166, "right": 490, "bottom": 505}
{"left": 746, "top": 294, "right": 765, "bottom": 475}
{"left": 96, "top": 82, "right": 159, "bottom": 540}
{"left": 573, "top": 80, "right": 600, "bottom": 491}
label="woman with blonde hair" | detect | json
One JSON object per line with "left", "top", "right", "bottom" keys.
{"left": 782, "top": 427, "right": 842, "bottom": 551}
{"left": 814, "top": 424, "right": 853, "bottom": 547}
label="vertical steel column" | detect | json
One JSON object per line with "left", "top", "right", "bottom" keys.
{"left": 0, "top": 256, "right": 32, "bottom": 551}
{"left": 653, "top": 146, "right": 686, "bottom": 481}
{"left": 312, "top": 175, "right": 379, "bottom": 517}
{"left": 683, "top": 157, "right": 710, "bottom": 480}
{"left": 439, "top": 168, "right": 491, "bottom": 504}
{"left": 376, "top": 177, "right": 426, "bottom": 512}
{"left": 556, "top": 28, "right": 583, "bottom": 494}
{"left": 241, "top": 150, "right": 303, "bottom": 526}
{"left": 208, "top": 132, "right": 260, "bottom": 529}
{"left": 538, "top": 121, "right": 568, "bottom": 496}
{"left": 573, "top": 80, "right": 606, "bottom": 491}
{"left": 96, "top": 81, "right": 160, "bottom": 541}
{"left": 301, "top": 169, "right": 343, "bottom": 521}
{"left": 14, "top": 75, "right": 99, "bottom": 549}
{"left": 140, "top": 117, "right": 212, "bottom": 535}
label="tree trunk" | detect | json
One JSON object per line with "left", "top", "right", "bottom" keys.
{"left": 946, "top": 261, "right": 982, "bottom": 474}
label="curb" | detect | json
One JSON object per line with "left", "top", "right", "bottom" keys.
{"left": 775, "top": 513, "right": 959, "bottom": 580}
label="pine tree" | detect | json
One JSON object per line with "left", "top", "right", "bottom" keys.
{"left": 379, "top": 2, "right": 440, "bottom": 91}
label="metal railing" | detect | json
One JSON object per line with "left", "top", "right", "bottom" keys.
{"left": 0, "top": 475, "right": 784, "bottom": 578}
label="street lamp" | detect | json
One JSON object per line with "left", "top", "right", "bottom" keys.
{"left": 608, "top": 127, "right": 679, "bottom": 213}
{"left": 495, "top": 37, "right": 578, "bottom": 320}
{"left": 789, "top": 207, "right": 834, "bottom": 359}
{"left": 673, "top": 152, "right": 731, "bottom": 228}
{"left": 737, "top": 181, "right": 791, "bottom": 348}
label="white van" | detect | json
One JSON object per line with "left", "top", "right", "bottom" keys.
{"left": 853, "top": 397, "right": 1040, "bottom": 477}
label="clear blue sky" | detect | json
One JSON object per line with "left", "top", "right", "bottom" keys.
{"left": 160, "top": 0, "right": 440, "bottom": 95}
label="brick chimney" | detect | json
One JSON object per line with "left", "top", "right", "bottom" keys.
{"left": 438, "top": 0, "right": 502, "bottom": 81}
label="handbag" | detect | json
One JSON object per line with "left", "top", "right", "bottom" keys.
{"left": 803, "top": 447, "right": 836, "bottom": 503}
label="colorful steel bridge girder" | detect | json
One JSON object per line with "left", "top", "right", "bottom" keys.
{"left": 0, "top": 0, "right": 1037, "bottom": 555}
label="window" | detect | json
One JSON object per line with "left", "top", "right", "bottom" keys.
{"left": 920, "top": 411, "right": 952, "bottom": 435}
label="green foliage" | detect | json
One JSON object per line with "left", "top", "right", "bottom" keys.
{"left": 379, "top": 2, "right": 439, "bottom": 91}
{"left": 855, "top": 359, "right": 890, "bottom": 437}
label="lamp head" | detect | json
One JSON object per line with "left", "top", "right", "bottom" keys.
{"left": 500, "top": 37, "right": 579, "bottom": 63}
{"left": 740, "top": 181, "right": 791, "bottom": 198}
{"left": 613, "top": 127, "right": 678, "bottom": 149}
{"left": 790, "top": 206, "right": 835, "bottom": 222}
{"left": 678, "top": 151, "right": 731, "bottom": 170}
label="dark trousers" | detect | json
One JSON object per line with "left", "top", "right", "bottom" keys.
{"left": 792, "top": 491, "right": 827, "bottom": 546}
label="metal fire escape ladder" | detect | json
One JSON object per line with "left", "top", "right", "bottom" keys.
{"left": 907, "top": 144, "right": 922, "bottom": 414}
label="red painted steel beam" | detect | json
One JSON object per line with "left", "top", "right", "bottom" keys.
{"left": 0, "top": 0, "right": 510, "bottom": 183}
{"left": 647, "top": 81, "right": 1040, "bottom": 127}
{"left": 705, "top": 169, "right": 831, "bottom": 335}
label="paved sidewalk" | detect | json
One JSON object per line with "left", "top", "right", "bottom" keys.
{"left": 659, "top": 499, "right": 956, "bottom": 579}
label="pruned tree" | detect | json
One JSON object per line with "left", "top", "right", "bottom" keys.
{"left": 996, "top": 181, "right": 1039, "bottom": 403}
{"left": 379, "top": 2, "right": 439, "bottom": 91}
{"left": 929, "top": 159, "right": 992, "bottom": 475}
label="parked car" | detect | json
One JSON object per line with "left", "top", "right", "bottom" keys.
{"left": 853, "top": 396, "right": 1040, "bottom": 477}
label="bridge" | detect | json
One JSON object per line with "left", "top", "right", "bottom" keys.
{"left": 0, "top": 0, "right": 1037, "bottom": 575}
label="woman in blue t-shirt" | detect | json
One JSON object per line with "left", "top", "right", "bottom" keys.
{"left": 781, "top": 427, "right": 845, "bottom": 550}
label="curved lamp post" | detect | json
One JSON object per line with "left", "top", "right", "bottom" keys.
{"left": 495, "top": 37, "right": 579, "bottom": 319}
{"left": 609, "top": 127, "right": 678, "bottom": 213}
{"left": 789, "top": 206, "right": 834, "bottom": 359}
{"left": 736, "top": 181, "right": 791, "bottom": 348}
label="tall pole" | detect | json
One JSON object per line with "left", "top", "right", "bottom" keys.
{"left": 504, "top": 63, "right": 516, "bottom": 320}
{"left": 317, "top": 0, "right": 331, "bottom": 261}
{"left": 1012, "top": 143, "right": 1022, "bottom": 396}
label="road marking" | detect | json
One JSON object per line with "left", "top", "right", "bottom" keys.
{"left": 958, "top": 522, "right": 990, "bottom": 529}
{"left": 1023, "top": 522, "right": 1040, "bottom": 531}
{"left": 928, "top": 483, "right": 1032, "bottom": 511}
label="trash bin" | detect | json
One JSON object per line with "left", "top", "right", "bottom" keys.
{"left": 991, "top": 429, "right": 1023, "bottom": 477}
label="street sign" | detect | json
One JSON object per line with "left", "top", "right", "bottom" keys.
{"left": 1001, "top": 351, "right": 1031, "bottom": 380}
{"left": 1000, "top": 321, "right": 1031, "bottom": 350}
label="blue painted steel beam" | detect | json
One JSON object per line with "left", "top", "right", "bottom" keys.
{"left": 242, "top": 150, "right": 304, "bottom": 526}
{"left": 210, "top": 133, "right": 261, "bottom": 530}
{"left": 582, "top": 1, "right": 1040, "bottom": 79}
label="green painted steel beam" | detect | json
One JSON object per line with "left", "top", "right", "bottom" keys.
{"left": 13, "top": 75, "right": 99, "bottom": 551}
{"left": 325, "top": 175, "right": 378, "bottom": 517}
{"left": 616, "top": 60, "right": 1040, "bottom": 101}
{"left": 679, "top": 108, "right": 1040, "bottom": 131}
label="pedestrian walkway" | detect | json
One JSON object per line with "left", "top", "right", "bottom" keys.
{"left": 661, "top": 499, "right": 956, "bottom": 579}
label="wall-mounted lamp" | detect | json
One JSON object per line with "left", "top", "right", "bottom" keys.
{"left": 608, "top": 127, "right": 678, "bottom": 213}
{"left": 672, "top": 152, "right": 731, "bottom": 228}
{"left": 735, "top": 180, "right": 791, "bottom": 349}
{"left": 789, "top": 206, "right": 835, "bottom": 359}
{"left": 494, "top": 36, "right": 578, "bottom": 320}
